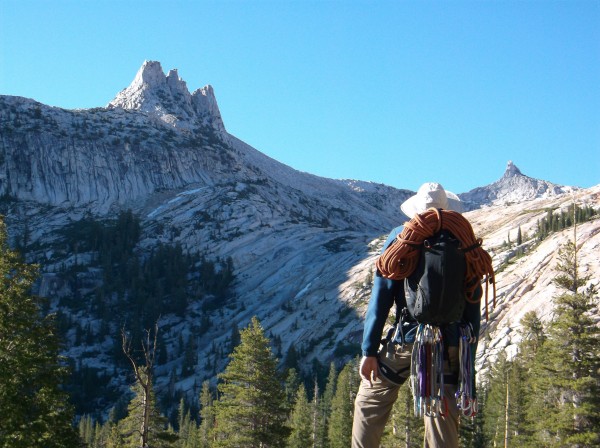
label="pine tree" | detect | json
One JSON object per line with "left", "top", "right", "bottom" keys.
{"left": 327, "top": 361, "right": 358, "bottom": 448}
{"left": 229, "top": 322, "right": 240, "bottom": 351}
{"left": 120, "top": 324, "right": 178, "bottom": 447}
{"left": 285, "top": 368, "right": 301, "bottom": 411}
{"left": 481, "top": 352, "right": 509, "bottom": 446}
{"left": 519, "top": 311, "right": 546, "bottom": 361}
{"left": 553, "top": 239, "right": 591, "bottom": 292}
{"left": 197, "top": 381, "right": 215, "bottom": 448}
{"left": 119, "top": 367, "right": 176, "bottom": 447}
{"left": 524, "top": 239, "right": 600, "bottom": 446}
{"left": 213, "top": 316, "right": 289, "bottom": 447}
{"left": 106, "top": 423, "right": 125, "bottom": 448}
{"left": 79, "top": 414, "right": 95, "bottom": 446}
{"left": 176, "top": 398, "right": 193, "bottom": 447}
{"left": 287, "top": 383, "right": 314, "bottom": 448}
{"left": 512, "top": 310, "right": 547, "bottom": 447}
{"left": 316, "top": 362, "right": 337, "bottom": 448}
{"left": 93, "top": 420, "right": 110, "bottom": 448}
{"left": 182, "top": 335, "right": 198, "bottom": 376}
{"left": 0, "top": 220, "right": 79, "bottom": 448}
{"left": 529, "top": 291, "right": 600, "bottom": 447}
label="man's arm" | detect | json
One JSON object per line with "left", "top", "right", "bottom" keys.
{"left": 359, "top": 226, "right": 405, "bottom": 384}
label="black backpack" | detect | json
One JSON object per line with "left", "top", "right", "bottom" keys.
{"left": 404, "top": 229, "right": 466, "bottom": 325}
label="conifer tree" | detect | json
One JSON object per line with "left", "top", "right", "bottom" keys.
{"left": 106, "top": 423, "right": 125, "bottom": 448}
{"left": 93, "top": 420, "right": 110, "bottom": 448}
{"left": 519, "top": 311, "right": 546, "bottom": 361}
{"left": 229, "top": 322, "right": 240, "bottom": 351}
{"left": 79, "top": 414, "right": 94, "bottom": 446}
{"left": 525, "top": 240, "right": 600, "bottom": 446}
{"left": 553, "top": 239, "right": 591, "bottom": 292}
{"left": 529, "top": 291, "right": 600, "bottom": 447}
{"left": 327, "top": 361, "right": 358, "bottom": 448}
{"left": 176, "top": 398, "right": 194, "bottom": 448}
{"left": 197, "top": 381, "right": 215, "bottom": 448}
{"left": 119, "top": 367, "right": 176, "bottom": 447}
{"left": 0, "top": 220, "right": 79, "bottom": 448}
{"left": 481, "top": 351, "right": 529, "bottom": 447}
{"left": 287, "top": 383, "right": 314, "bottom": 448}
{"left": 312, "top": 381, "right": 322, "bottom": 448}
{"left": 120, "top": 325, "right": 177, "bottom": 447}
{"left": 285, "top": 368, "right": 301, "bottom": 412}
{"left": 316, "top": 362, "right": 337, "bottom": 448}
{"left": 213, "top": 316, "right": 289, "bottom": 447}
{"left": 510, "top": 310, "right": 547, "bottom": 447}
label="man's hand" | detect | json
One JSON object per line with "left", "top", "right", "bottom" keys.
{"left": 359, "top": 356, "right": 379, "bottom": 387}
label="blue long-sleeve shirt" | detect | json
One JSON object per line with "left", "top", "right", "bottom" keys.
{"left": 361, "top": 225, "right": 482, "bottom": 357}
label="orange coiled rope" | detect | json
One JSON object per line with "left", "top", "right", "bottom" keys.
{"left": 376, "top": 208, "right": 496, "bottom": 320}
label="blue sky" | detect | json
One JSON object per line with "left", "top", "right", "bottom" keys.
{"left": 1, "top": 0, "right": 598, "bottom": 193}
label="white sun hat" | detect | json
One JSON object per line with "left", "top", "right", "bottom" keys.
{"left": 400, "top": 182, "right": 464, "bottom": 218}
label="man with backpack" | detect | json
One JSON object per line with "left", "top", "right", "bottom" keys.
{"left": 352, "top": 182, "right": 489, "bottom": 448}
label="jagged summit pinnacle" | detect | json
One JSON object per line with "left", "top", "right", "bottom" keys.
{"left": 503, "top": 160, "right": 522, "bottom": 177}
{"left": 108, "top": 60, "right": 225, "bottom": 131}
{"left": 459, "top": 160, "right": 576, "bottom": 208}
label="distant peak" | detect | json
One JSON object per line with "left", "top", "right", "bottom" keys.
{"left": 108, "top": 60, "right": 225, "bottom": 131}
{"left": 503, "top": 160, "right": 522, "bottom": 177}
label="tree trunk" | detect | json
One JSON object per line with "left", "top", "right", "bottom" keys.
{"left": 504, "top": 379, "right": 509, "bottom": 448}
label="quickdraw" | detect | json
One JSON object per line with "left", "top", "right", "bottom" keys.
{"left": 456, "top": 323, "right": 478, "bottom": 417}
{"left": 410, "top": 324, "right": 445, "bottom": 417}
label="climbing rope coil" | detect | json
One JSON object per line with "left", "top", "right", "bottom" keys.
{"left": 376, "top": 208, "right": 496, "bottom": 320}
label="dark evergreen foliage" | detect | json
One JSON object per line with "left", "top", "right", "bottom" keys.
{"left": 535, "top": 204, "right": 597, "bottom": 241}
{"left": 213, "top": 317, "right": 289, "bottom": 447}
{"left": 52, "top": 211, "right": 235, "bottom": 419}
{"left": 0, "top": 219, "right": 79, "bottom": 447}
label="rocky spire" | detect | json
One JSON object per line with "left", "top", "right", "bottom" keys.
{"left": 191, "top": 85, "right": 225, "bottom": 132}
{"left": 108, "top": 60, "right": 225, "bottom": 131}
{"left": 503, "top": 160, "right": 523, "bottom": 178}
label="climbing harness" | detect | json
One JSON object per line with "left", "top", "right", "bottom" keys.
{"left": 456, "top": 323, "right": 478, "bottom": 417}
{"left": 410, "top": 324, "right": 445, "bottom": 417}
{"left": 376, "top": 208, "right": 496, "bottom": 320}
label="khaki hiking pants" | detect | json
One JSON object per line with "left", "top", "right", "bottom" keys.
{"left": 352, "top": 341, "right": 460, "bottom": 448}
